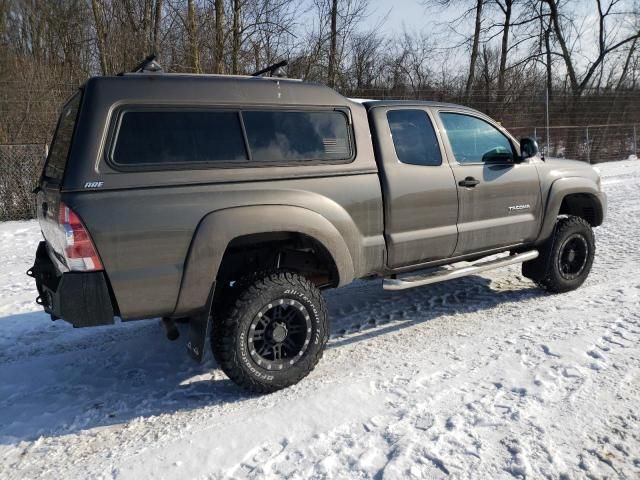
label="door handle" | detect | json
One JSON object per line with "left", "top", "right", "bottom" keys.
{"left": 459, "top": 176, "right": 480, "bottom": 188}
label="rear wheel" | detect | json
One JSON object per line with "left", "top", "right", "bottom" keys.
{"left": 523, "top": 216, "right": 595, "bottom": 293}
{"left": 211, "top": 272, "right": 328, "bottom": 393}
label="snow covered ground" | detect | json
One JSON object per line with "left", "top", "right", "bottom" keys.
{"left": 1, "top": 160, "right": 639, "bottom": 479}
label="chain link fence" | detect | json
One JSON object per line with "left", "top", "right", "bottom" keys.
{"left": 0, "top": 144, "right": 46, "bottom": 221}
{"left": 509, "top": 124, "right": 639, "bottom": 164}
{"left": 0, "top": 123, "right": 638, "bottom": 221}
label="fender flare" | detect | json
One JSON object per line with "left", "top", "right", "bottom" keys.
{"left": 537, "top": 177, "right": 606, "bottom": 243}
{"left": 173, "top": 205, "right": 356, "bottom": 316}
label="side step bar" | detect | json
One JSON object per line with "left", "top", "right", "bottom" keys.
{"left": 383, "top": 250, "right": 539, "bottom": 291}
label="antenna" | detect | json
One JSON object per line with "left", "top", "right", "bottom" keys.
{"left": 251, "top": 60, "right": 288, "bottom": 77}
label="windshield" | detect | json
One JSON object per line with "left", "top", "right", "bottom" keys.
{"left": 43, "top": 92, "right": 81, "bottom": 181}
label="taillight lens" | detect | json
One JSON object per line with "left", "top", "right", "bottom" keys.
{"left": 57, "top": 202, "right": 103, "bottom": 271}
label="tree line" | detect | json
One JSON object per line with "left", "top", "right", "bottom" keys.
{"left": 1, "top": 0, "right": 640, "bottom": 159}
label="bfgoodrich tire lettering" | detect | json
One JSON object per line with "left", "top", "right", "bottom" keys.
{"left": 211, "top": 272, "right": 329, "bottom": 393}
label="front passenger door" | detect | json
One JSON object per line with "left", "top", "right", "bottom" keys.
{"left": 437, "top": 111, "right": 542, "bottom": 256}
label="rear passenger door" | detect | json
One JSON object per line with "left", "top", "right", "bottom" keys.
{"left": 436, "top": 111, "right": 542, "bottom": 256}
{"left": 369, "top": 106, "right": 458, "bottom": 268}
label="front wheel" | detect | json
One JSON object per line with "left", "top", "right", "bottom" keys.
{"left": 523, "top": 216, "right": 595, "bottom": 293}
{"left": 211, "top": 272, "right": 329, "bottom": 393}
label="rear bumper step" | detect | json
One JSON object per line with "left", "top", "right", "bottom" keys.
{"left": 383, "top": 250, "right": 539, "bottom": 291}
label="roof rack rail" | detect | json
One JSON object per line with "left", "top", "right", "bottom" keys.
{"left": 118, "top": 54, "right": 163, "bottom": 76}
{"left": 251, "top": 60, "right": 288, "bottom": 77}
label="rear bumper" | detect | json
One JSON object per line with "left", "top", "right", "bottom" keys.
{"left": 28, "top": 241, "right": 115, "bottom": 327}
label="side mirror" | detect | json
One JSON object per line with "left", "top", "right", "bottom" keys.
{"left": 519, "top": 137, "right": 539, "bottom": 160}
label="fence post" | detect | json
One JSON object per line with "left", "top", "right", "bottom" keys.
{"left": 586, "top": 126, "right": 590, "bottom": 164}
{"left": 545, "top": 86, "right": 550, "bottom": 154}
{"left": 534, "top": 127, "right": 537, "bottom": 141}
{"left": 634, "top": 124, "right": 637, "bottom": 157}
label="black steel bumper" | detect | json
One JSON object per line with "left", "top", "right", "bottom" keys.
{"left": 28, "top": 241, "right": 115, "bottom": 327}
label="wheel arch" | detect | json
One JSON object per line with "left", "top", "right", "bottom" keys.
{"left": 173, "top": 205, "right": 355, "bottom": 317}
{"left": 216, "top": 231, "right": 340, "bottom": 287}
{"left": 536, "top": 177, "right": 606, "bottom": 243}
{"left": 558, "top": 193, "right": 605, "bottom": 226}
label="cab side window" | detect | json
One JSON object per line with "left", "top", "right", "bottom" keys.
{"left": 387, "top": 109, "right": 442, "bottom": 166}
{"left": 440, "top": 113, "right": 514, "bottom": 164}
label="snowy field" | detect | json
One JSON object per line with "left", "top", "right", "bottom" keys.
{"left": 1, "top": 160, "right": 639, "bottom": 479}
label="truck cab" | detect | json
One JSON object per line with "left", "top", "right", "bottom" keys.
{"left": 366, "top": 101, "right": 543, "bottom": 269}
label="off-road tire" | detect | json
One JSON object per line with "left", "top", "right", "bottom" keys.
{"left": 522, "top": 216, "right": 595, "bottom": 293}
{"left": 211, "top": 272, "right": 329, "bottom": 393}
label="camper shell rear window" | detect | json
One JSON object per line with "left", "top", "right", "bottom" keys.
{"left": 43, "top": 92, "right": 82, "bottom": 181}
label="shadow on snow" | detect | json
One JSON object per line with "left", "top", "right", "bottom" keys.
{"left": 0, "top": 273, "right": 542, "bottom": 444}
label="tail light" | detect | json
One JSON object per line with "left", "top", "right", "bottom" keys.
{"left": 57, "top": 202, "right": 103, "bottom": 271}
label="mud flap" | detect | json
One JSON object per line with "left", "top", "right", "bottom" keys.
{"left": 522, "top": 223, "right": 558, "bottom": 281}
{"left": 186, "top": 285, "right": 215, "bottom": 362}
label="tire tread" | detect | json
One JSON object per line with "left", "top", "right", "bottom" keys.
{"left": 534, "top": 216, "right": 595, "bottom": 293}
{"left": 211, "top": 271, "right": 328, "bottom": 393}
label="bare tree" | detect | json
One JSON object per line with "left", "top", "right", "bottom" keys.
{"left": 466, "top": 0, "right": 484, "bottom": 98}
{"left": 91, "top": 0, "right": 109, "bottom": 74}
{"left": 421, "top": 0, "right": 485, "bottom": 100}
{"left": 616, "top": 37, "right": 638, "bottom": 89}
{"left": 386, "top": 31, "right": 437, "bottom": 95}
{"left": 153, "top": 0, "right": 162, "bottom": 53}
{"left": 544, "top": 0, "right": 640, "bottom": 97}
{"left": 187, "top": 0, "right": 201, "bottom": 72}
{"left": 290, "top": 0, "right": 369, "bottom": 85}
{"left": 214, "top": 0, "right": 225, "bottom": 73}
{"left": 542, "top": 4, "right": 553, "bottom": 98}
{"left": 2, "top": 0, "right": 640, "bottom": 165}
{"left": 244, "top": 0, "right": 301, "bottom": 72}
{"left": 231, "top": 0, "right": 241, "bottom": 74}
{"left": 349, "top": 30, "right": 383, "bottom": 90}
{"left": 90, "top": 0, "right": 165, "bottom": 74}
{"left": 495, "top": 0, "right": 512, "bottom": 93}
{"left": 327, "top": 0, "right": 338, "bottom": 87}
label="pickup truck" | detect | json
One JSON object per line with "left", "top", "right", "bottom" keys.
{"left": 29, "top": 63, "right": 607, "bottom": 392}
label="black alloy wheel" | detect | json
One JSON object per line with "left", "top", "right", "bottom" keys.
{"left": 248, "top": 298, "right": 312, "bottom": 371}
{"left": 557, "top": 233, "right": 589, "bottom": 280}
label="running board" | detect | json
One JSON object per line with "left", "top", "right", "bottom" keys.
{"left": 383, "top": 250, "right": 539, "bottom": 291}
